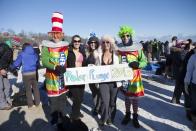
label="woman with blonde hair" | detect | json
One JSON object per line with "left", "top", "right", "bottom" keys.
{"left": 98, "top": 35, "right": 120, "bottom": 126}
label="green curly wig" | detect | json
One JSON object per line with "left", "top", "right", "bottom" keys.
{"left": 118, "top": 25, "right": 135, "bottom": 38}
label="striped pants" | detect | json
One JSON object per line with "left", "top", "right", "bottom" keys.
{"left": 124, "top": 96, "right": 138, "bottom": 113}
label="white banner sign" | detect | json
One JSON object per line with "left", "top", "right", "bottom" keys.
{"left": 64, "top": 64, "right": 133, "bottom": 85}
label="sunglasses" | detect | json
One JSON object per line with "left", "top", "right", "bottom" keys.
{"left": 122, "top": 35, "right": 130, "bottom": 38}
{"left": 102, "top": 41, "right": 110, "bottom": 44}
{"left": 73, "top": 40, "right": 81, "bottom": 43}
{"left": 90, "top": 41, "right": 97, "bottom": 44}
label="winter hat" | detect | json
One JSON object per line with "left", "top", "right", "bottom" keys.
{"left": 88, "top": 36, "right": 99, "bottom": 44}
{"left": 87, "top": 36, "right": 99, "bottom": 49}
{"left": 49, "top": 12, "right": 63, "bottom": 32}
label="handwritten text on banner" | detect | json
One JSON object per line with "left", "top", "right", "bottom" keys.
{"left": 64, "top": 64, "right": 133, "bottom": 85}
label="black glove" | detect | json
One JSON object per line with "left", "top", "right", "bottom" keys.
{"left": 12, "top": 70, "right": 18, "bottom": 77}
{"left": 55, "top": 65, "right": 66, "bottom": 75}
{"left": 128, "top": 61, "right": 139, "bottom": 69}
{"left": 8, "top": 66, "right": 18, "bottom": 77}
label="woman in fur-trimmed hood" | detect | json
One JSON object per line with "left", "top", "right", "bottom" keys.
{"left": 86, "top": 35, "right": 102, "bottom": 116}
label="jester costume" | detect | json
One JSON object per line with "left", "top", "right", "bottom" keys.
{"left": 118, "top": 25, "right": 147, "bottom": 128}
{"left": 41, "top": 40, "right": 69, "bottom": 97}
{"left": 118, "top": 42, "right": 147, "bottom": 97}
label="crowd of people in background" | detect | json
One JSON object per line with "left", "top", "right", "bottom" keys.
{"left": 0, "top": 11, "right": 196, "bottom": 130}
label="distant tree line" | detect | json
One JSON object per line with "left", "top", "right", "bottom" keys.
{"left": 0, "top": 29, "right": 86, "bottom": 46}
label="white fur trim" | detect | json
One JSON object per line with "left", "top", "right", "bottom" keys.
{"left": 117, "top": 42, "right": 143, "bottom": 52}
{"left": 41, "top": 40, "right": 69, "bottom": 48}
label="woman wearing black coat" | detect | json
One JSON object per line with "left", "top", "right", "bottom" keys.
{"left": 67, "top": 35, "right": 86, "bottom": 121}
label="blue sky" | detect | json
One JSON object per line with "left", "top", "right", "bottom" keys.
{"left": 0, "top": 0, "right": 196, "bottom": 38}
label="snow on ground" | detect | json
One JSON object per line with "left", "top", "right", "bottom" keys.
{"left": 0, "top": 68, "right": 192, "bottom": 131}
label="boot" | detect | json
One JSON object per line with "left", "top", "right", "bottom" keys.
{"left": 132, "top": 113, "right": 140, "bottom": 128}
{"left": 192, "top": 114, "right": 196, "bottom": 131}
{"left": 171, "top": 97, "right": 180, "bottom": 104}
{"left": 186, "top": 109, "right": 192, "bottom": 121}
{"left": 50, "top": 112, "right": 59, "bottom": 126}
{"left": 121, "top": 112, "right": 131, "bottom": 125}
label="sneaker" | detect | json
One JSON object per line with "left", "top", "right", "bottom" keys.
{"left": 98, "top": 120, "right": 105, "bottom": 126}
{"left": 70, "top": 118, "right": 81, "bottom": 123}
{"left": 92, "top": 110, "right": 98, "bottom": 116}
{"left": 79, "top": 112, "right": 84, "bottom": 118}
{"left": 0, "top": 105, "right": 12, "bottom": 110}
{"left": 106, "top": 119, "right": 113, "bottom": 125}
{"left": 35, "top": 104, "right": 41, "bottom": 108}
{"left": 28, "top": 105, "right": 34, "bottom": 109}
{"left": 171, "top": 98, "right": 180, "bottom": 104}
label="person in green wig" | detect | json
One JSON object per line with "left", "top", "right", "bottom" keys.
{"left": 117, "top": 25, "right": 147, "bottom": 128}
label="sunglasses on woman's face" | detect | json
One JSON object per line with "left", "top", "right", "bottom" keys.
{"left": 74, "top": 40, "right": 81, "bottom": 43}
{"left": 102, "top": 41, "right": 110, "bottom": 44}
{"left": 90, "top": 41, "right": 97, "bottom": 44}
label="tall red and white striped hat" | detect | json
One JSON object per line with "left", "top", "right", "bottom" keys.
{"left": 50, "top": 12, "right": 63, "bottom": 32}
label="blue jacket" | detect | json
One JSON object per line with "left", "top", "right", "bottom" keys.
{"left": 11, "top": 45, "right": 38, "bottom": 73}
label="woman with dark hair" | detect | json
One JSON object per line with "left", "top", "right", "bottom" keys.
{"left": 67, "top": 35, "right": 87, "bottom": 121}
{"left": 86, "top": 36, "right": 101, "bottom": 116}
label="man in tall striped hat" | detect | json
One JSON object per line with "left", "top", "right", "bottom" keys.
{"left": 41, "top": 12, "right": 69, "bottom": 126}
{"left": 117, "top": 25, "right": 147, "bottom": 128}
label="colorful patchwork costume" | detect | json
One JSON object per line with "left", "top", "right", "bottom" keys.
{"left": 118, "top": 43, "right": 147, "bottom": 97}
{"left": 117, "top": 25, "right": 147, "bottom": 128}
{"left": 42, "top": 40, "right": 69, "bottom": 97}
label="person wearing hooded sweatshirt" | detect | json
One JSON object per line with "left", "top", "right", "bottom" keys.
{"left": 117, "top": 26, "right": 147, "bottom": 128}
{"left": 10, "top": 43, "right": 40, "bottom": 108}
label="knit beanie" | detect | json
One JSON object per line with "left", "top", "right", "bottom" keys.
{"left": 88, "top": 36, "right": 99, "bottom": 45}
